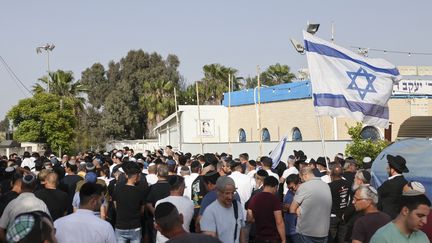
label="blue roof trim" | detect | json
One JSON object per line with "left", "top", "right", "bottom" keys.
{"left": 222, "top": 81, "right": 312, "bottom": 107}
{"left": 222, "top": 80, "right": 432, "bottom": 107}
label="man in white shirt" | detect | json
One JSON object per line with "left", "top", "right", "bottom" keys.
{"left": 228, "top": 161, "right": 254, "bottom": 209}
{"left": 54, "top": 182, "right": 116, "bottom": 243}
{"left": 260, "top": 156, "right": 279, "bottom": 180}
{"left": 280, "top": 155, "right": 299, "bottom": 195}
{"left": 184, "top": 161, "right": 201, "bottom": 200}
{"left": 146, "top": 163, "right": 158, "bottom": 186}
{"left": 155, "top": 175, "right": 194, "bottom": 243}
{"left": 246, "top": 160, "right": 257, "bottom": 179}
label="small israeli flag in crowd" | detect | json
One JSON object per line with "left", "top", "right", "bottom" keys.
{"left": 303, "top": 31, "right": 401, "bottom": 128}
{"left": 270, "top": 135, "right": 287, "bottom": 169}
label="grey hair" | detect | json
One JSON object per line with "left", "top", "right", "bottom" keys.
{"left": 355, "top": 170, "right": 368, "bottom": 184}
{"left": 357, "top": 185, "right": 378, "bottom": 204}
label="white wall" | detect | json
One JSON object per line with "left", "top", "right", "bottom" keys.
{"left": 179, "top": 105, "right": 228, "bottom": 143}
{"left": 181, "top": 140, "right": 351, "bottom": 160}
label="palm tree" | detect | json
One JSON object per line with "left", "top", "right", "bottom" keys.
{"left": 201, "top": 64, "right": 239, "bottom": 104}
{"left": 140, "top": 78, "right": 176, "bottom": 132}
{"left": 33, "top": 70, "right": 87, "bottom": 113}
{"left": 262, "top": 63, "right": 296, "bottom": 85}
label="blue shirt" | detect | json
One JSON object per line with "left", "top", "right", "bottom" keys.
{"left": 283, "top": 191, "right": 297, "bottom": 235}
{"left": 199, "top": 190, "right": 241, "bottom": 216}
{"left": 199, "top": 190, "right": 217, "bottom": 216}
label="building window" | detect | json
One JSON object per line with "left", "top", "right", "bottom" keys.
{"left": 238, "top": 129, "right": 246, "bottom": 142}
{"left": 262, "top": 128, "right": 271, "bottom": 142}
{"left": 360, "top": 126, "right": 381, "bottom": 140}
{"left": 292, "top": 127, "right": 303, "bottom": 141}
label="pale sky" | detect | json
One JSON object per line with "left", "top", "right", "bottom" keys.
{"left": 1, "top": 0, "right": 431, "bottom": 119}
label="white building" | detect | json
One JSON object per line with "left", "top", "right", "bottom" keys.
{"left": 153, "top": 105, "right": 228, "bottom": 149}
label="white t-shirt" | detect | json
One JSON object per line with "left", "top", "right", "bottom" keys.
{"left": 281, "top": 167, "right": 299, "bottom": 194}
{"left": 54, "top": 209, "right": 116, "bottom": 243}
{"left": 146, "top": 174, "right": 158, "bottom": 186}
{"left": 155, "top": 196, "right": 194, "bottom": 243}
{"left": 229, "top": 171, "right": 254, "bottom": 209}
{"left": 183, "top": 173, "right": 199, "bottom": 200}
{"left": 266, "top": 169, "right": 280, "bottom": 181}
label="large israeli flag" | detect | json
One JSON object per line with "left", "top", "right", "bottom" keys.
{"left": 303, "top": 31, "right": 401, "bottom": 128}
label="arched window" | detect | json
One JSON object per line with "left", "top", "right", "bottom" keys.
{"left": 292, "top": 127, "right": 303, "bottom": 141}
{"left": 360, "top": 126, "right": 381, "bottom": 140}
{"left": 238, "top": 129, "right": 246, "bottom": 142}
{"left": 261, "top": 128, "right": 271, "bottom": 142}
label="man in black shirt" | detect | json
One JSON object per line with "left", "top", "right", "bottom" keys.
{"left": 342, "top": 157, "right": 358, "bottom": 188}
{"left": 0, "top": 172, "right": 21, "bottom": 216}
{"left": 35, "top": 171, "right": 69, "bottom": 221}
{"left": 377, "top": 155, "right": 409, "bottom": 219}
{"left": 60, "top": 161, "right": 83, "bottom": 213}
{"left": 113, "top": 162, "right": 145, "bottom": 243}
{"left": 328, "top": 163, "right": 351, "bottom": 243}
{"left": 146, "top": 163, "right": 171, "bottom": 242}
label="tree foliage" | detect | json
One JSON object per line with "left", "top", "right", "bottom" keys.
{"left": 8, "top": 93, "right": 76, "bottom": 153}
{"left": 345, "top": 122, "right": 390, "bottom": 166}
{"left": 0, "top": 117, "right": 9, "bottom": 132}
{"left": 81, "top": 50, "right": 182, "bottom": 139}
{"left": 244, "top": 63, "right": 296, "bottom": 89}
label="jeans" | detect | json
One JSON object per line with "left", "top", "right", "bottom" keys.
{"left": 295, "top": 234, "right": 327, "bottom": 243}
{"left": 115, "top": 227, "right": 142, "bottom": 243}
{"left": 329, "top": 217, "right": 347, "bottom": 243}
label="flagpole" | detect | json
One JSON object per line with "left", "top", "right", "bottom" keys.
{"left": 315, "top": 110, "right": 330, "bottom": 171}
{"left": 174, "top": 87, "right": 181, "bottom": 151}
{"left": 228, "top": 74, "right": 232, "bottom": 155}
{"left": 331, "top": 21, "right": 338, "bottom": 140}
{"left": 257, "top": 66, "right": 263, "bottom": 157}
{"left": 196, "top": 82, "right": 203, "bottom": 154}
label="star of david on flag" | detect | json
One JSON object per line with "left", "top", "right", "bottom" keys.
{"left": 303, "top": 31, "right": 401, "bottom": 128}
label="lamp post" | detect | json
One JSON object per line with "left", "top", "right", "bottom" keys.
{"left": 36, "top": 43, "right": 55, "bottom": 92}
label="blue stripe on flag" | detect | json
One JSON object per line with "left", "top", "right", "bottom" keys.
{"left": 304, "top": 40, "right": 400, "bottom": 76}
{"left": 313, "top": 93, "right": 389, "bottom": 119}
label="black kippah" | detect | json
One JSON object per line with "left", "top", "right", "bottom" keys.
{"left": 155, "top": 202, "right": 177, "bottom": 219}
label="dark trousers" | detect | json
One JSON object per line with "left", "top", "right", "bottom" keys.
{"left": 329, "top": 217, "right": 347, "bottom": 243}
{"left": 295, "top": 234, "right": 327, "bottom": 243}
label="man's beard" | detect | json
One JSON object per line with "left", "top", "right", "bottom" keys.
{"left": 352, "top": 183, "right": 360, "bottom": 191}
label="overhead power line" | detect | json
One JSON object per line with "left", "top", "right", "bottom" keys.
{"left": 350, "top": 46, "right": 432, "bottom": 56}
{"left": 0, "top": 55, "right": 33, "bottom": 96}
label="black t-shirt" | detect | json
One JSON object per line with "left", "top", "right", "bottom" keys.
{"left": 113, "top": 184, "right": 145, "bottom": 229}
{"left": 191, "top": 176, "right": 207, "bottom": 212}
{"left": 146, "top": 180, "right": 170, "bottom": 207}
{"left": 0, "top": 191, "right": 19, "bottom": 216}
{"left": 328, "top": 179, "right": 352, "bottom": 218}
{"left": 35, "top": 188, "right": 69, "bottom": 221}
{"left": 342, "top": 171, "right": 356, "bottom": 187}
{"left": 167, "top": 233, "right": 222, "bottom": 243}
{"left": 61, "top": 175, "right": 83, "bottom": 195}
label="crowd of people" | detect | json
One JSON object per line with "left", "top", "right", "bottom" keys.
{"left": 0, "top": 146, "right": 430, "bottom": 243}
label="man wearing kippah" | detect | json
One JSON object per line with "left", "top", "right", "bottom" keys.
{"left": 0, "top": 173, "right": 49, "bottom": 242}
{"left": 201, "top": 176, "right": 245, "bottom": 243}
{"left": 371, "top": 182, "right": 431, "bottom": 243}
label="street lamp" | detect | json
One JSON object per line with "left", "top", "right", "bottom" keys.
{"left": 36, "top": 43, "right": 55, "bottom": 92}
{"left": 290, "top": 23, "right": 320, "bottom": 54}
